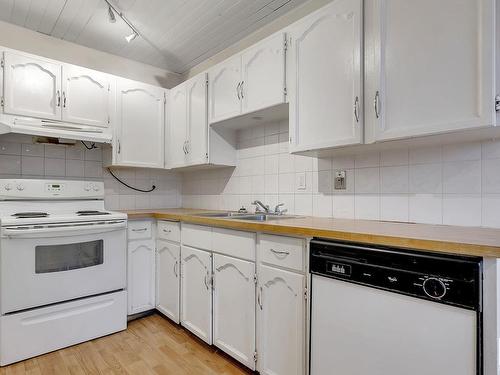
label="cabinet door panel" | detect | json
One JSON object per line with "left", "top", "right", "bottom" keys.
{"left": 289, "top": 0, "right": 363, "bottom": 152}
{"left": 365, "top": 0, "right": 495, "bottom": 142}
{"left": 241, "top": 33, "right": 286, "bottom": 114}
{"left": 3, "top": 52, "right": 61, "bottom": 120}
{"left": 128, "top": 239, "right": 155, "bottom": 315}
{"left": 213, "top": 254, "right": 255, "bottom": 369}
{"left": 186, "top": 73, "right": 208, "bottom": 165}
{"left": 156, "top": 240, "right": 180, "bottom": 323}
{"left": 180, "top": 246, "right": 212, "bottom": 344}
{"left": 62, "top": 65, "right": 111, "bottom": 127}
{"left": 116, "top": 79, "right": 165, "bottom": 168}
{"left": 208, "top": 56, "right": 241, "bottom": 123}
{"left": 168, "top": 82, "right": 188, "bottom": 168}
{"left": 258, "top": 265, "right": 305, "bottom": 375}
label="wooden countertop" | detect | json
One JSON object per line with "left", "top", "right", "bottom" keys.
{"left": 123, "top": 208, "right": 500, "bottom": 258}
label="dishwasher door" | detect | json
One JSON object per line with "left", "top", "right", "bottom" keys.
{"left": 310, "top": 274, "right": 477, "bottom": 375}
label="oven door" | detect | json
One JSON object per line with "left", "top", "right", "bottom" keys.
{"left": 0, "top": 220, "right": 127, "bottom": 314}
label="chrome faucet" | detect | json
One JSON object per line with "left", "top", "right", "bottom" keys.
{"left": 274, "top": 203, "right": 288, "bottom": 215}
{"left": 252, "top": 200, "right": 270, "bottom": 213}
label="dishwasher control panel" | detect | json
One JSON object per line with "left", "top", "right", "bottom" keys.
{"left": 311, "top": 239, "right": 482, "bottom": 311}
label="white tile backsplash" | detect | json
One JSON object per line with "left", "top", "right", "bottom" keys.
{"left": 0, "top": 135, "right": 181, "bottom": 211}
{"left": 181, "top": 121, "right": 498, "bottom": 228}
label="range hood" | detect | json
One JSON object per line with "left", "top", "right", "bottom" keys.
{"left": 0, "top": 116, "right": 112, "bottom": 143}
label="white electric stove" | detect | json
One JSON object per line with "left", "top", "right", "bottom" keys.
{"left": 0, "top": 179, "right": 128, "bottom": 366}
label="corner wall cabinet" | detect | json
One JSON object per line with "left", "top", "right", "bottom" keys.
{"left": 114, "top": 78, "right": 166, "bottom": 168}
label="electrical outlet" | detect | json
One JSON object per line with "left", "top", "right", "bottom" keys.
{"left": 334, "top": 170, "right": 346, "bottom": 190}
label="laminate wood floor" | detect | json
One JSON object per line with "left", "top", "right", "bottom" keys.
{"left": 0, "top": 313, "right": 253, "bottom": 375}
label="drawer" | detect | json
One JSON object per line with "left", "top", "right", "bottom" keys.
{"left": 182, "top": 223, "right": 212, "bottom": 250}
{"left": 128, "top": 220, "right": 152, "bottom": 240}
{"left": 157, "top": 220, "right": 181, "bottom": 242}
{"left": 259, "top": 234, "right": 305, "bottom": 272}
{"left": 212, "top": 228, "right": 256, "bottom": 261}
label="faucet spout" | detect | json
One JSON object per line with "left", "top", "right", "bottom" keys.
{"left": 252, "top": 200, "right": 270, "bottom": 213}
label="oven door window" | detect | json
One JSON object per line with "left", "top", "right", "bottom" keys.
{"left": 35, "top": 240, "right": 104, "bottom": 273}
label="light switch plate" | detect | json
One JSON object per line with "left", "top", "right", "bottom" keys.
{"left": 296, "top": 172, "right": 306, "bottom": 190}
{"left": 334, "top": 170, "right": 346, "bottom": 190}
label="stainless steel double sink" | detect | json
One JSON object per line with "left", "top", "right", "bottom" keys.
{"left": 195, "top": 212, "right": 298, "bottom": 221}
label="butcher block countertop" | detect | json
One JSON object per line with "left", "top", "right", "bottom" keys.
{"left": 122, "top": 208, "right": 500, "bottom": 258}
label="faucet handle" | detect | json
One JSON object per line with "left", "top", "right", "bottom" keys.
{"left": 274, "top": 203, "right": 286, "bottom": 215}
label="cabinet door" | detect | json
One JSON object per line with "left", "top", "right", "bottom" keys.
{"left": 180, "top": 246, "right": 212, "bottom": 344}
{"left": 288, "top": 0, "right": 363, "bottom": 153}
{"left": 3, "top": 52, "right": 62, "bottom": 120}
{"left": 208, "top": 55, "right": 242, "bottom": 123}
{"left": 156, "top": 240, "right": 180, "bottom": 323}
{"left": 116, "top": 78, "right": 165, "bottom": 168}
{"left": 167, "top": 82, "right": 188, "bottom": 168}
{"left": 128, "top": 239, "right": 156, "bottom": 315}
{"left": 213, "top": 254, "right": 256, "bottom": 370}
{"left": 365, "top": 0, "right": 495, "bottom": 142}
{"left": 186, "top": 73, "right": 208, "bottom": 166}
{"left": 62, "top": 64, "right": 111, "bottom": 127}
{"left": 241, "top": 32, "right": 286, "bottom": 114}
{"left": 257, "top": 265, "right": 305, "bottom": 375}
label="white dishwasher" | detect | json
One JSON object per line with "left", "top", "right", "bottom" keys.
{"left": 309, "top": 239, "right": 482, "bottom": 375}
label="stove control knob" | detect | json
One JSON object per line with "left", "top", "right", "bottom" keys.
{"left": 423, "top": 277, "right": 447, "bottom": 299}
{"left": 4, "top": 184, "right": 12, "bottom": 191}
{"left": 16, "top": 184, "right": 25, "bottom": 191}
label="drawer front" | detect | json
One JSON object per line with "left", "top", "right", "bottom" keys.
{"left": 212, "top": 228, "right": 256, "bottom": 261}
{"left": 182, "top": 223, "right": 212, "bottom": 251}
{"left": 128, "top": 220, "right": 152, "bottom": 240}
{"left": 259, "top": 234, "right": 305, "bottom": 272}
{"left": 157, "top": 220, "right": 181, "bottom": 242}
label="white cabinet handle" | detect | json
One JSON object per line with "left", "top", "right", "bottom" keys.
{"left": 257, "top": 286, "right": 263, "bottom": 310}
{"left": 56, "top": 90, "right": 61, "bottom": 107}
{"left": 131, "top": 228, "right": 147, "bottom": 232}
{"left": 270, "top": 248, "right": 290, "bottom": 256}
{"left": 163, "top": 229, "right": 172, "bottom": 233}
{"left": 354, "top": 96, "right": 359, "bottom": 123}
{"left": 374, "top": 91, "right": 381, "bottom": 119}
{"left": 237, "top": 82, "right": 242, "bottom": 100}
{"left": 173, "top": 260, "right": 178, "bottom": 277}
{"left": 240, "top": 81, "right": 245, "bottom": 99}
{"left": 204, "top": 271, "right": 211, "bottom": 290}
{"left": 63, "top": 91, "right": 67, "bottom": 108}
{"left": 117, "top": 140, "right": 121, "bottom": 154}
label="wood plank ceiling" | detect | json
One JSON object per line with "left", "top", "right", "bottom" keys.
{"left": 0, "top": 0, "right": 309, "bottom": 74}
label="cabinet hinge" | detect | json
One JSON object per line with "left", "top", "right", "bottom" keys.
{"left": 283, "top": 86, "right": 287, "bottom": 97}
{"left": 289, "top": 136, "right": 292, "bottom": 144}
{"left": 284, "top": 38, "right": 288, "bottom": 52}
{"left": 107, "top": 83, "right": 110, "bottom": 92}
{"left": 107, "top": 115, "right": 110, "bottom": 124}
{"left": 0, "top": 58, "right": 4, "bottom": 69}
{"left": 304, "top": 287, "right": 308, "bottom": 300}
{"left": 254, "top": 274, "right": 258, "bottom": 285}
{"left": 0, "top": 97, "right": 4, "bottom": 107}
{"left": 253, "top": 351, "right": 258, "bottom": 363}
{"left": 495, "top": 95, "right": 500, "bottom": 112}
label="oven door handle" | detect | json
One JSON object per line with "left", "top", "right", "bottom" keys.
{"left": 2, "top": 221, "right": 127, "bottom": 239}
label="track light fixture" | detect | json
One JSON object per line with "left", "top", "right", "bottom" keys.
{"left": 103, "top": 0, "right": 140, "bottom": 43}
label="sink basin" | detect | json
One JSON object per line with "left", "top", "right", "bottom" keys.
{"left": 229, "top": 214, "right": 299, "bottom": 221}
{"left": 195, "top": 211, "right": 249, "bottom": 218}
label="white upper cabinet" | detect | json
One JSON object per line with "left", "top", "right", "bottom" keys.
{"left": 241, "top": 32, "right": 287, "bottom": 114}
{"left": 3, "top": 51, "right": 62, "bottom": 120}
{"left": 364, "top": 0, "right": 496, "bottom": 143}
{"left": 186, "top": 73, "right": 208, "bottom": 165}
{"left": 168, "top": 82, "right": 188, "bottom": 168}
{"left": 156, "top": 240, "right": 180, "bottom": 323}
{"left": 288, "top": 0, "right": 363, "bottom": 153}
{"left": 213, "top": 254, "right": 256, "bottom": 370}
{"left": 208, "top": 55, "right": 242, "bottom": 123}
{"left": 115, "top": 78, "right": 165, "bottom": 168}
{"left": 62, "top": 64, "right": 112, "bottom": 128}
{"left": 180, "top": 246, "right": 213, "bottom": 344}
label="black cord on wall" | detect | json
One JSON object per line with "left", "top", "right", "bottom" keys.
{"left": 80, "top": 141, "right": 98, "bottom": 150}
{"left": 107, "top": 168, "right": 156, "bottom": 193}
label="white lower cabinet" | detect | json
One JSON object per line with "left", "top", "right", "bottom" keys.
{"left": 180, "top": 245, "right": 213, "bottom": 344}
{"left": 213, "top": 254, "right": 256, "bottom": 370}
{"left": 156, "top": 239, "right": 180, "bottom": 323}
{"left": 257, "top": 264, "right": 306, "bottom": 375}
{"left": 127, "top": 238, "right": 156, "bottom": 315}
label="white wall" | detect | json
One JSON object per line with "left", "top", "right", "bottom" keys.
{"left": 181, "top": 120, "right": 500, "bottom": 228}
{"left": 0, "top": 20, "right": 181, "bottom": 88}
{"left": 0, "top": 134, "right": 182, "bottom": 210}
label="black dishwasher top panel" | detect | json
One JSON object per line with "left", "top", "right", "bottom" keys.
{"left": 310, "top": 239, "right": 482, "bottom": 311}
